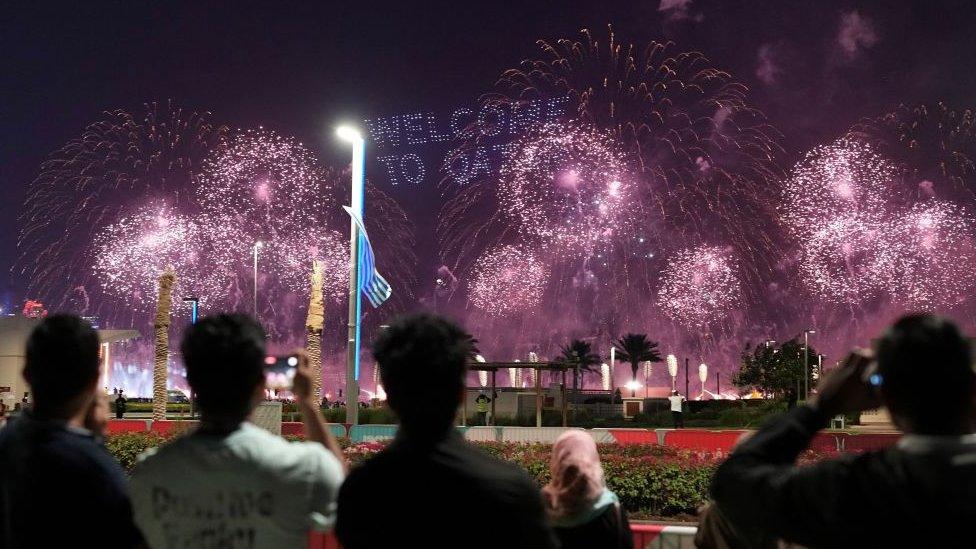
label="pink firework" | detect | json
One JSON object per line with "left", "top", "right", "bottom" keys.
{"left": 781, "top": 138, "right": 904, "bottom": 303}
{"left": 271, "top": 229, "right": 348, "bottom": 302}
{"left": 882, "top": 200, "right": 976, "bottom": 308}
{"left": 783, "top": 137, "right": 976, "bottom": 309}
{"left": 92, "top": 203, "right": 204, "bottom": 309}
{"left": 497, "top": 123, "right": 634, "bottom": 257}
{"left": 196, "top": 128, "right": 332, "bottom": 236}
{"left": 657, "top": 245, "right": 742, "bottom": 327}
{"left": 193, "top": 129, "right": 335, "bottom": 306}
{"left": 468, "top": 244, "right": 550, "bottom": 316}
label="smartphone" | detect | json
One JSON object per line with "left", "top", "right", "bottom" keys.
{"left": 264, "top": 355, "right": 299, "bottom": 390}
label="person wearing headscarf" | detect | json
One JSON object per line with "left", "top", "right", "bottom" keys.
{"left": 542, "top": 430, "right": 633, "bottom": 549}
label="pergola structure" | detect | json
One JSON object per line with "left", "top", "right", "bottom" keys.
{"left": 464, "top": 361, "right": 572, "bottom": 427}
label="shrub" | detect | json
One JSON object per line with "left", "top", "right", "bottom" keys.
{"left": 104, "top": 432, "right": 169, "bottom": 470}
{"left": 104, "top": 435, "right": 717, "bottom": 517}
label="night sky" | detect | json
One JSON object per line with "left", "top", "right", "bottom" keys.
{"left": 3, "top": 0, "right": 975, "bottom": 306}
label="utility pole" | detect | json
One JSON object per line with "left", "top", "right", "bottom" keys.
{"left": 684, "top": 357, "right": 689, "bottom": 399}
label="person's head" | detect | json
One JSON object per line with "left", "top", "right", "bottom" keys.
{"left": 373, "top": 314, "right": 471, "bottom": 439}
{"left": 23, "top": 314, "right": 101, "bottom": 419}
{"left": 182, "top": 314, "right": 266, "bottom": 425}
{"left": 876, "top": 314, "right": 975, "bottom": 435}
{"left": 542, "top": 430, "right": 605, "bottom": 520}
{"left": 672, "top": 390, "right": 679, "bottom": 396}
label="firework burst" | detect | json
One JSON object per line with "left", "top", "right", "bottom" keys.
{"left": 439, "top": 28, "right": 784, "bottom": 338}
{"left": 92, "top": 203, "right": 204, "bottom": 309}
{"left": 657, "top": 245, "right": 742, "bottom": 328}
{"left": 468, "top": 244, "right": 550, "bottom": 316}
{"left": 783, "top": 136, "right": 976, "bottom": 309}
{"left": 17, "top": 101, "right": 226, "bottom": 316}
{"left": 497, "top": 123, "right": 633, "bottom": 255}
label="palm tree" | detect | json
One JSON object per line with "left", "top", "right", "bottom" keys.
{"left": 152, "top": 267, "right": 176, "bottom": 421}
{"left": 615, "top": 333, "right": 662, "bottom": 397}
{"left": 559, "top": 339, "right": 601, "bottom": 404}
{"left": 305, "top": 261, "right": 324, "bottom": 405}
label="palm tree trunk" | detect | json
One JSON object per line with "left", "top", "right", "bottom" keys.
{"left": 305, "top": 261, "right": 325, "bottom": 405}
{"left": 152, "top": 267, "right": 176, "bottom": 421}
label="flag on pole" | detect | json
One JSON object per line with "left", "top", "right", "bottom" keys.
{"left": 343, "top": 206, "right": 392, "bottom": 308}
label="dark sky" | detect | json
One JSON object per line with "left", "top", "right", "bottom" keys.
{"left": 3, "top": 0, "right": 975, "bottom": 307}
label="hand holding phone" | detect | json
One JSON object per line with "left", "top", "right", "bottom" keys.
{"left": 812, "top": 349, "right": 883, "bottom": 417}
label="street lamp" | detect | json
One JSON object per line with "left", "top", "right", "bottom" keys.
{"left": 803, "top": 329, "right": 816, "bottom": 399}
{"left": 182, "top": 297, "right": 199, "bottom": 325}
{"left": 337, "top": 125, "right": 365, "bottom": 425}
{"left": 666, "top": 354, "right": 678, "bottom": 391}
{"left": 252, "top": 241, "right": 263, "bottom": 317}
{"left": 642, "top": 360, "right": 652, "bottom": 398}
{"left": 625, "top": 380, "right": 641, "bottom": 397}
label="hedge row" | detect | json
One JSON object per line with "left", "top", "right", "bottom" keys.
{"left": 104, "top": 432, "right": 718, "bottom": 517}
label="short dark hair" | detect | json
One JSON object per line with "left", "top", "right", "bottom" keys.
{"left": 876, "top": 314, "right": 975, "bottom": 434}
{"left": 182, "top": 314, "right": 266, "bottom": 422}
{"left": 24, "top": 314, "right": 101, "bottom": 407}
{"left": 373, "top": 314, "right": 472, "bottom": 437}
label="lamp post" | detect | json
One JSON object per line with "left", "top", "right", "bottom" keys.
{"left": 183, "top": 297, "right": 199, "bottom": 325}
{"left": 338, "top": 125, "right": 365, "bottom": 425}
{"left": 252, "top": 241, "right": 263, "bottom": 317}
{"left": 803, "top": 329, "right": 816, "bottom": 400}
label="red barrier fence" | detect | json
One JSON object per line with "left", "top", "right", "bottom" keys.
{"left": 662, "top": 430, "right": 745, "bottom": 452}
{"left": 309, "top": 524, "right": 698, "bottom": 549}
{"left": 609, "top": 429, "right": 658, "bottom": 445}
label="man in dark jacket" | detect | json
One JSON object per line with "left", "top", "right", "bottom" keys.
{"left": 701, "top": 314, "right": 976, "bottom": 547}
{"left": 0, "top": 315, "right": 143, "bottom": 548}
{"left": 336, "top": 314, "right": 557, "bottom": 548}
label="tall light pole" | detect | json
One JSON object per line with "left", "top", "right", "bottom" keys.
{"left": 338, "top": 125, "right": 365, "bottom": 425}
{"left": 252, "top": 241, "right": 263, "bottom": 318}
{"left": 803, "top": 329, "right": 816, "bottom": 400}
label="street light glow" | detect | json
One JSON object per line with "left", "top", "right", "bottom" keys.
{"left": 336, "top": 126, "right": 363, "bottom": 142}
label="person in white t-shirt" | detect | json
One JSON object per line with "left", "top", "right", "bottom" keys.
{"left": 129, "top": 314, "right": 346, "bottom": 548}
{"left": 668, "top": 390, "right": 686, "bottom": 429}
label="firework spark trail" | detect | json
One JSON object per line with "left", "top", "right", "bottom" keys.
{"left": 851, "top": 102, "right": 976, "bottom": 206}
{"left": 883, "top": 200, "right": 976, "bottom": 308}
{"left": 92, "top": 203, "right": 204, "bottom": 310}
{"left": 782, "top": 137, "right": 976, "bottom": 309}
{"left": 195, "top": 128, "right": 417, "bottom": 334}
{"left": 781, "top": 137, "right": 901, "bottom": 303}
{"left": 438, "top": 28, "right": 783, "bottom": 343}
{"left": 497, "top": 122, "right": 633, "bottom": 257}
{"left": 657, "top": 245, "right": 743, "bottom": 328}
{"left": 20, "top": 108, "right": 416, "bottom": 338}
{"left": 271, "top": 229, "right": 348, "bottom": 301}
{"left": 17, "top": 101, "right": 227, "bottom": 316}
{"left": 468, "top": 244, "right": 550, "bottom": 316}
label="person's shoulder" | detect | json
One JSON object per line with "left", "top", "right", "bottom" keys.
{"left": 236, "top": 424, "right": 343, "bottom": 476}
{"left": 454, "top": 439, "right": 539, "bottom": 489}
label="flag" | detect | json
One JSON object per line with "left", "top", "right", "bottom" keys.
{"left": 342, "top": 206, "right": 392, "bottom": 308}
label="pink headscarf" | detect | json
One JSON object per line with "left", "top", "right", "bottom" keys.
{"left": 542, "top": 430, "right": 606, "bottom": 521}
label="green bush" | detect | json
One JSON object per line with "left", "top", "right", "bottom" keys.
{"left": 103, "top": 431, "right": 716, "bottom": 518}
{"left": 104, "top": 432, "right": 169, "bottom": 470}
{"left": 110, "top": 402, "right": 191, "bottom": 413}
